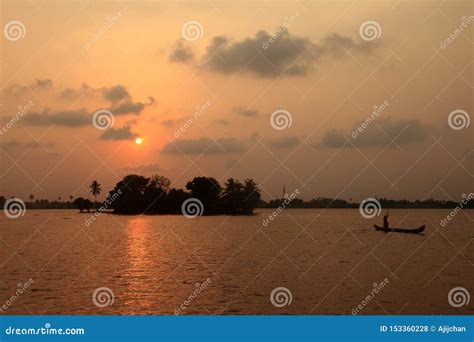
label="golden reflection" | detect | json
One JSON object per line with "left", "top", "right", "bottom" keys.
{"left": 123, "top": 216, "right": 157, "bottom": 311}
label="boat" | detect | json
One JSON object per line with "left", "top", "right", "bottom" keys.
{"left": 374, "top": 224, "right": 425, "bottom": 234}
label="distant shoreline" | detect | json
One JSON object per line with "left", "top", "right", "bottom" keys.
{"left": 20, "top": 206, "right": 474, "bottom": 211}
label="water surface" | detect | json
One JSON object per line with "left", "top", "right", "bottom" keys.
{"left": 0, "top": 209, "right": 472, "bottom": 315}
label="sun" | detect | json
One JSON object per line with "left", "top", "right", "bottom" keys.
{"left": 135, "top": 137, "right": 143, "bottom": 145}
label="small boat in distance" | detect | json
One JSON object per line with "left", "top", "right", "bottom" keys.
{"left": 374, "top": 224, "right": 425, "bottom": 234}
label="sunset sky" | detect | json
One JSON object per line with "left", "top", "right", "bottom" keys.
{"left": 1, "top": 0, "right": 472, "bottom": 201}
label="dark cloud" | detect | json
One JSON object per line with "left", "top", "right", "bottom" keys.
{"left": 232, "top": 106, "right": 259, "bottom": 117}
{"left": 269, "top": 136, "right": 300, "bottom": 149}
{"left": 100, "top": 125, "right": 138, "bottom": 140}
{"left": 3, "top": 79, "right": 53, "bottom": 96}
{"left": 59, "top": 84, "right": 129, "bottom": 102}
{"left": 169, "top": 40, "right": 195, "bottom": 63}
{"left": 161, "top": 137, "right": 246, "bottom": 155}
{"left": 35, "top": 79, "right": 53, "bottom": 89}
{"left": 102, "top": 85, "right": 131, "bottom": 103}
{"left": 173, "top": 29, "right": 380, "bottom": 78}
{"left": 110, "top": 96, "right": 155, "bottom": 115}
{"left": 59, "top": 83, "right": 92, "bottom": 99}
{"left": 202, "top": 31, "right": 317, "bottom": 77}
{"left": 111, "top": 101, "right": 145, "bottom": 115}
{"left": 321, "top": 33, "right": 380, "bottom": 55}
{"left": 58, "top": 84, "right": 155, "bottom": 117}
{"left": 21, "top": 109, "right": 90, "bottom": 127}
{"left": 213, "top": 119, "right": 230, "bottom": 126}
{"left": 321, "top": 118, "right": 429, "bottom": 148}
{"left": 321, "top": 129, "right": 347, "bottom": 148}
{"left": 161, "top": 119, "right": 178, "bottom": 127}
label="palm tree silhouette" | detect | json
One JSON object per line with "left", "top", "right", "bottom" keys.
{"left": 90, "top": 181, "right": 102, "bottom": 203}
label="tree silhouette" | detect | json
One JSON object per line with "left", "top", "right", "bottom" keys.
{"left": 186, "top": 177, "right": 222, "bottom": 215}
{"left": 90, "top": 181, "right": 102, "bottom": 203}
{"left": 242, "top": 179, "right": 261, "bottom": 215}
{"left": 74, "top": 197, "right": 92, "bottom": 213}
{"left": 109, "top": 175, "right": 149, "bottom": 214}
{"left": 222, "top": 178, "right": 244, "bottom": 214}
{"left": 105, "top": 174, "right": 260, "bottom": 215}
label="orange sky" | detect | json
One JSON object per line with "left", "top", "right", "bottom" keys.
{"left": 0, "top": 0, "right": 472, "bottom": 201}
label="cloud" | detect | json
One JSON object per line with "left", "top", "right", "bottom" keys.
{"left": 213, "top": 119, "right": 230, "bottom": 126}
{"left": 57, "top": 84, "right": 155, "bottom": 116}
{"left": 169, "top": 40, "right": 195, "bottom": 63}
{"left": 100, "top": 125, "right": 138, "bottom": 140}
{"left": 232, "top": 106, "right": 259, "bottom": 117}
{"left": 161, "top": 119, "right": 179, "bottom": 127}
{"left": 59, "top": 83, "right": 92, "bottom": 99}
{"left": 102, "top": 85, "right": 131, "bottom": 103}
{"left": 202, "top": 31, "right": 317, "bottom": 77}
{"left": 21, "top": 109, "right": 90, "bottom": 127}
{"left": 321, "top": 118, "right": 429, "bottom": 148}
{"left": 161, "top": 137, "right": 246, "bottom": 155}
{"left": 173, "top": 29, "right": 380, "bottom": 78}
{"left": 3, "top": 79, "right": 53, "bottom": 97}
{"left": 321, "top": 33, "right": 379, "bottom": 56}
{"left": 269, "top": 136, "right": 300, "bottom": 149}
{"left": 111, "top": 101, "right": 145, "bottom": 115}
{"left": 35, "top": 79, "right": 53, "bottom": 89}
{"left": 110, "top": 96, "right": 155, "bottom": 115}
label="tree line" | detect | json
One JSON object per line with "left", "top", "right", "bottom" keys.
{"left": 258, "top": 196, "right": 474, "bottom": 209}
{"left": 1, "top": 178, "right": 471, "bottom": 214}
{"left": 74, "top": 175, "right": 261, "bottom": 215}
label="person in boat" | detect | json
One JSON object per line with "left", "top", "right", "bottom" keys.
{"left": 382, "top": 211, "right": 389, "bottom": 228}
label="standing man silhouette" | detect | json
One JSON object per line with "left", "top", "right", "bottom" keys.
{"left": 382, "top": 211, "right": 389, "bottom": 228}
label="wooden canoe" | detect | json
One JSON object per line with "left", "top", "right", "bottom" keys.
{"left": 374, "top": 224, "right": 425, "bottom": 234}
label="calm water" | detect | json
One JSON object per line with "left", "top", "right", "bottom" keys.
{"left": 0, "top": 209, "right": 472, "bottom": 315}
